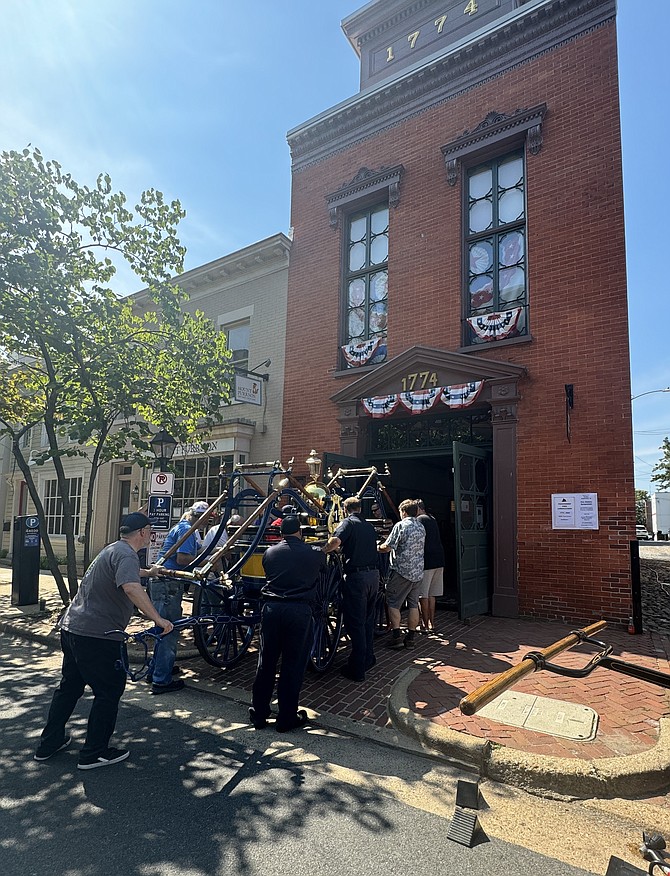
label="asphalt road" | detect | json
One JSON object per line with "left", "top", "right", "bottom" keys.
{"left": 0, "top": 633, "right": 651, "bottom": 876}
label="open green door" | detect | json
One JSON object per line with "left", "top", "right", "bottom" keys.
{"left": 453, "top": 441, "right": 492, "bottom": 621}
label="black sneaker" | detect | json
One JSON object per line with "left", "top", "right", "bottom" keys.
{"left": 339, "top": 666, "right": 365, "bottom": 682}
{"left": 151, "top": 678, "right": 185, "bottom": 694}
{"left": 34, "top": 736, "right": 71, "bottom": 761}
{"left": 404, "top": 635, "right": 416, "bottom": 649}
{"left": 387, "top": 634, "right": 405, "bottom": 650}
{"left": 275, "top": 709, "right": 309, "bottom": 733}
{"left": 249, "top": 707, "right": 271, "bottom": 730}
{"left": 145, "top": 664, "right": 182, "bottom": 684}
{"left": 77, "top": 748, "right": 129, "bottom": 771}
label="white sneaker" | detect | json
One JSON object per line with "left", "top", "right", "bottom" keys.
{"left": 77, "top": 748, "right": 129, "bottom": 770}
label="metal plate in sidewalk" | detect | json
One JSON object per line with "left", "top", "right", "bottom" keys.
{"left": 479, "top": 691, "right": 598, "bottom": 740}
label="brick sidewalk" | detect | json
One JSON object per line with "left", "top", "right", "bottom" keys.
{"left": 3, "top": 568, "right": 670, "bottom": 765}
{"left": 406, "top": 617, "right": 670, "bottom": 760}
{"left": 181, "top": 611, "right": 670, "bottom": 761}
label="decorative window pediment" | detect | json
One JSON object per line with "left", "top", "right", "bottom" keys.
{"left": 441, "top": 104, "right": 546, "bottom": 186}
{"left": 326, "top": 164, "right": 404, "bottom": 229}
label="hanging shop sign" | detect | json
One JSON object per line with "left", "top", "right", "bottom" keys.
{"left": 234, "top": 373, "right": 263, "bottom": 406}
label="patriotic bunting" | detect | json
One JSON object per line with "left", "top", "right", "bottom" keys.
{"left": 361, "top": 395, "right": 400, "bottom": 418}
{"left": 342, "top": 337, "right": 382, "bottom": 367}
{"left": 440, "top": 381, "right": 483, "bottom": 409}
{"left": 361, "top": 382, "right": 484, "bottom": 417}
{"left": 398, "top": 387, "right": 442, "bottom": 415}
{"left": 467, "top": 308, "right": 522, "bottom": 342}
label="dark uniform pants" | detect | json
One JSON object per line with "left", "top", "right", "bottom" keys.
{"left": 38, "top": 630, "right": 127, "bottom": 758}
{"left": 252, "top": 601, "right": 313, "bottom": 727}
{"left": 342, "top": 569, "right": 379, "bottom": 678}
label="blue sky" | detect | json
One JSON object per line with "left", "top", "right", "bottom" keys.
{"left": 2, "top": 0, "right": 667, "bottom": 492}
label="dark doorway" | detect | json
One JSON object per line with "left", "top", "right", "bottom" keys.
{"left": 379, "top": 454, "right": 459, "bottom": 610}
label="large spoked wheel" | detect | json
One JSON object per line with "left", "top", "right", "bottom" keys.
{"left": 309, "top": 553, "right": 344, "bottom": 673}
{"left": 193, "top": 582, "right": 256, "bottom": 669}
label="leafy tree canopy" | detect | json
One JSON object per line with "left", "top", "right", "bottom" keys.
{"left": 0, "top": 147, "right": 233, "bottom": 598}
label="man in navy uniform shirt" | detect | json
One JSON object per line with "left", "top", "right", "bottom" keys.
{"left": 324, "top": 496, "right": 379, "bottom": 682}
{"left": 250, "top": 514, "right": 326, "bottom": 732}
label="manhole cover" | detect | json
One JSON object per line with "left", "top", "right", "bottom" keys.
{"left": 479, "top": 691, "right": 598, "bottom": 740}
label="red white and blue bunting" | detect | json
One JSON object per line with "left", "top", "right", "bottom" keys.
{"left": 362, "top": 381, "right": 483, "bottom": 418}
{"left": 341, "top": 337, "right": 382, "bottom": 367}
{"left": 440, "top": 381, "right": 483, "bottom": 409}
{"left": 398, "top": 388, "right": 442, "bottom": 415}
{"left": 467, "top": 308, "right": 522, "bottom": 342}
{"left": 361, "top": 394, "right": 400, "bottom": 418}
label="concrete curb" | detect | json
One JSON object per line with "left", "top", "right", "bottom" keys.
{"left": 388, "top": 666, "right": 670, "bottom": 800}
{"left": 0, "top": 617, "right": 199, "bottom": 663}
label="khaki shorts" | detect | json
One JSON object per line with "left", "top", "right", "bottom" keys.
{"left": 418, "top": 567, "right": 444, "bottom": 599}
{"left": 385, "top": 570, "right": 423, "bottom": 610}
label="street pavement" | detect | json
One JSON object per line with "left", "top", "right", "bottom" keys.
{"left": 1, "top": 632, "right": 663, "bottom": 876}
{"left": 1, "top": 552, "right": 670, "bottom": 803}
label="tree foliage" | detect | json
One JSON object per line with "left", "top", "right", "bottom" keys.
{"left": 635, "top": 489, "right": 650, "bottom": 526}
{"left": 651, "top": 438, "right": 670, "bottom": 492}
{"left": 0, "top": 147, "right": 232, "bottom": 602}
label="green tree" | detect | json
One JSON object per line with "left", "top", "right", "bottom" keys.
{"left": 651, "top": 438, "right": 670, "bottom": 492}
{"left": 635, "top": 489, "right": 650, "bottom": 526}
{"left": 0, "top": 147, "right": 232, "bottom": 603}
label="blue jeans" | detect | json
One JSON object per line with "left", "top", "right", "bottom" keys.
{"left": 342, "top": 569, "right": 379, "bottom": 678}
{"left": 149, "top": 577, "right": 184, "bottom": 685}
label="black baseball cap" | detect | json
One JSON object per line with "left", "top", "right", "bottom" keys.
{"left": 280, "top": 516, "right": 301, "bottom": 536}
{"left": 120, "top": 512, "right": 151, "bottom": 534}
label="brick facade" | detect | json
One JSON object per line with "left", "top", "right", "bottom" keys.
{"left": 283, "top": 0, "right": 633, "bottom": 623}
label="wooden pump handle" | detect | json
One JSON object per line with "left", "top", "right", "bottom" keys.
{"left": 458, "top": 620, "right": 607, "bottom": 716}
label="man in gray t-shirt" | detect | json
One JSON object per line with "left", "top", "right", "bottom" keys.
{"left": 34, "top": 513, "right": 173, "bottom": 771}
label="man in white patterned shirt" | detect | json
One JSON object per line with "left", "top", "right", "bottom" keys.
{"left": 378, "top": 498, "right": 425, "bottom": 650}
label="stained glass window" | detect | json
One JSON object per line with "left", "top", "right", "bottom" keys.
{"left": 465, "top": 152, "right": 527, "bottom": 345}
{"left": 342, "top": 205, "right": 389, "bottom": 367}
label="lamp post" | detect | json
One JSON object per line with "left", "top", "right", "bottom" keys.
{"left": 305, "top": 449, "right": 322, "bottom": 482}
{"left": 631, "top": 388, "right": 670, "bottom": 401}
{"left": 149, "top": 429, "right": 177, "bottom": 473}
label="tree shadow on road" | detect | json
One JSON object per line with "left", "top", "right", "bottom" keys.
{"left": 0, "top": 635, "right": 397, "bottom": 876}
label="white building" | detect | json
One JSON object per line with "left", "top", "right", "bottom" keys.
{"left": 649, "top": 493, "right": 670, "bottom": 539}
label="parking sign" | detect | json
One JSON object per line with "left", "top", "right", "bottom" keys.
{"left": 148, "top": 495, "right": 173, "bottom": 530}
{"left": 150, "top": 471, "right": 174, "bottom": 496}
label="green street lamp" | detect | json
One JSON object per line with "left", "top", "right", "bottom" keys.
{"left": 149, "top": 429, "right": 177, "bottom": 472}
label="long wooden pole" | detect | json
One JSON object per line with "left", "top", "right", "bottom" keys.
{"left": 458, "top": 620, "right": 607, "bottom": 716}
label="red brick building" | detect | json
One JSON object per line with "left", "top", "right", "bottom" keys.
{"left": 283, "top": 0, "right": 633, "bottom": 623}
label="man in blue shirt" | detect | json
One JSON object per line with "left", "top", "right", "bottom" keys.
{"left": 149, "top": 501, "right": 208, "bottom": 693}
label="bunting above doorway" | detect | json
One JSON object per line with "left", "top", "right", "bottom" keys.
{"left": 362, "top": 381, "right": 483, "bottom": 418}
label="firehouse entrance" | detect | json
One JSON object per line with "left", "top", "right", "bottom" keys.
{"left": 329, "top": 344, "right": 525, "bottom": 619}
{"left": 326, "top": 424, "right": 493, "bottom": 620}
{"left": 366, "top": 440, "right": 492, "bottom": 620}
